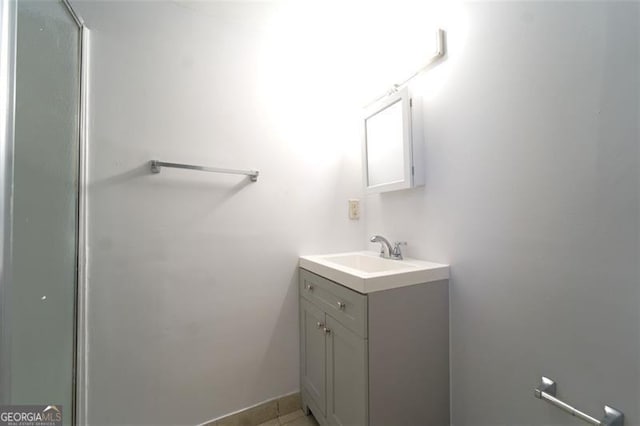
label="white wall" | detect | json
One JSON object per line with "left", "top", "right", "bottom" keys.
{"left": 73, "top": 1, "right": 640, "bottom": 425}
{"left": 365, "top": 2, "right": 640, "bottom": 424}
{"left": 72, "top": 2, "right": 366, "bottom": 424}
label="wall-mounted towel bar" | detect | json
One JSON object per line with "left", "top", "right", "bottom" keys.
{"left": 534, "top": 377, "right": 624, "bottom": 426}
{"left": 150, "top": 160, "right": 259, "bottom": 182}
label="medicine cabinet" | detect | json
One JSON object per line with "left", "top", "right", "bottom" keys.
{"left": 362, "top": 87, "right": 424, "bottom": 193}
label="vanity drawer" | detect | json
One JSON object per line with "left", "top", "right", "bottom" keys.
{"left": 299, "top": 268, "right": 367, "bottom": 338}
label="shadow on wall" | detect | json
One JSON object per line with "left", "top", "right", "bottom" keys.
{"left": 90, "top": 161, "right": 150, "bottom": 188}
{"left": 250, "top": 266, "right": 301, "bottom": 403}
{"left": 90, "top": 160, "right": 257, "bottom": 230}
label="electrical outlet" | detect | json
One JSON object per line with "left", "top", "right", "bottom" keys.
{"left": 348, "top": 199, "right": 360, "bottom": 220}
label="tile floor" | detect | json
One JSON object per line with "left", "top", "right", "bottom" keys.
{"left": 257, "top": 410, "right": 319, "bottom": 426}
{"left": 211, "top": 393, "right": 304, "bottom": 426}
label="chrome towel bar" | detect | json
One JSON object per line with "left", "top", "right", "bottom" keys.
{"left": 150, "top": 160, "right": 259, "bottom": 182}
{"left": 534, "top": 376, "right": 624, "bottom": 426}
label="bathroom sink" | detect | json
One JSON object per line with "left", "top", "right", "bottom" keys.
{"left": 321, "top": 253, "right": 415, "bottom": 273}
{"left": 299, "top": 251, "right": 449, "bottom": 293}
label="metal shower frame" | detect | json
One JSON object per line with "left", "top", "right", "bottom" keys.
{"left": 0, "top": 1, "right": 89, "bottom": 424}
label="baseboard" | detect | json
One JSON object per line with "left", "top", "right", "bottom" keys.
{"left": 198, "top": 391, "right": 301, "bottom": 426}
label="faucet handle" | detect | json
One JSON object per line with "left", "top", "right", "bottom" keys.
{"left": 392, "top": 242, "right": 407, "bottom": 259}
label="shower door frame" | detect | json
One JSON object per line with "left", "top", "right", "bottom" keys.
{"left": 0, "top": 1, "right": 89, "bottom": 425}
{"left": 66, "top": 1, "right": 90, "bottom": 423}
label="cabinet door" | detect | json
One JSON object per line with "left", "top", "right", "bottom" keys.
{"left": 326, "top": 315, "right": 368, "bottom": 426}
{"left": 301, "top": 298, "right": 327, "bottom": 416}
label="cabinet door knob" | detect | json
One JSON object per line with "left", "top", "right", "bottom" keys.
{"left": 323, "top": 327, "right": 331, "bottom": 334}
{"left": 305, "top": 284, "right": 313, "bottom": 291}
{"left": 337, "top": 301, "right": 346, "bottom": 310}
{"left": 316, "top": 321, "right": 324, "bottom": 329}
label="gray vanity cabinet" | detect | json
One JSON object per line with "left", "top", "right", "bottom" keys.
{"left": 300, "top": 269, "right": 368, "bottom": 426}
{"left": 299, "top": 295, "right": 368, "bottom": 426}
{"left": 299, "top": 268, "right": 450, "bottom": 426}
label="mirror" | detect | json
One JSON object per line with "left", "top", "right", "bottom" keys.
{"left": 362, "top": 87, "right": 423, "bottom": 193}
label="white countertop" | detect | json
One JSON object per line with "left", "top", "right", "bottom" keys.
{"left": 299, "top": 251, "right": 449, "bottom": 293}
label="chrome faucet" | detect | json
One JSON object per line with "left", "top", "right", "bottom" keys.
{"left": 370, "top": 235, "right": 392, "bottom": 258}
{"left": 370, "top": 235, "right": 406, "bottom": 260}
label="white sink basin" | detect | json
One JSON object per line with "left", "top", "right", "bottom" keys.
{"left": 321, "top": 253, "right": 413, "bottom": 273}
{"left": 299, "top": 251, "right": 449, "bottom": 293}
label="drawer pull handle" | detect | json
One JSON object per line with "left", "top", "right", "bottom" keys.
{"left": 323, "top": 327, "right": 331, "bottom": 335}
{"left": 337, "top": 301, "right": 346, "bottom": 310}
{"left": 305, "top": 284, "right": 313, "bottom": 291}
{"left": 316, "top": 322, "right": 324, "bottom": 329}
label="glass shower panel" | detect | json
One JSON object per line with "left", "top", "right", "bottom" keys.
{"left": 8, "top": 0, "right": 80, "bottom": 423}
{"left": 0, "top": 0, "right": 17, "bottom": 407}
